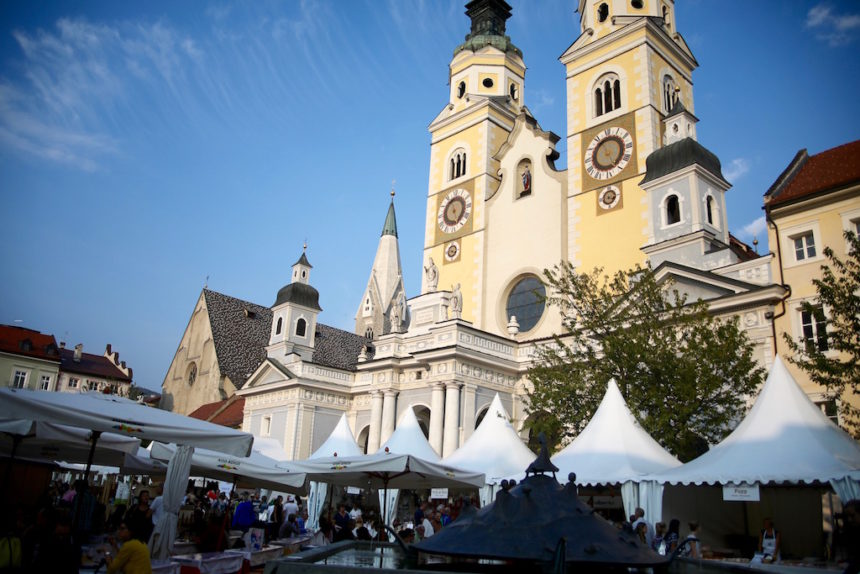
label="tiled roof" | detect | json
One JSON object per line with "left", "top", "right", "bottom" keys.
{"left": 311, "top": 323, "right": 374, "bottom": 371}
{"left": 0, "top": 324, "right": 60, "bottom": 362}
{"left": 765, "top": 140, "right": 860, "bottom": 207}
{"left": 203, "top": 290, "right": 272, "bottom": 390}
{"left": 60, "top": 348, "right": 132, "bottom": 381}
{"left": 203, "top": 289, "right": 368, "bottom": 389}
{"left": 188, "top": 396, "right": 245, "bottom": 429}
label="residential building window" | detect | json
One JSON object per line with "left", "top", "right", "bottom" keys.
{"left": 262, "top": 415, "right": 272, "bottom": 437}
{"left": 40, "top": 375, "right": 51, "bottom": 390}
{"left": 449, "top": 148, "right": 467, "bottom": 180}
{"left": 296, "top": 318, "right": 307, "bottom": 337}
{"left": 793, "top": 232, "right": 816, "bottom": 261}
{"left": 12, "top": 370, "right": 27, "bottom": 389}
{"left": 69, "top": 377, "right": 79, "bottom": 389}
{"left": 853, "top": 219, "right": 860, "bottom": 236}
{"left": 815, "top": 399, "right": 839, "bottom": 426}
{"left": 801, "top": 306, "right": 828, "bottom": 352}
{"left": 666, "top": 195, "right": 681, "bottom": 225}
{"left": 594, "top": 74, "right": 621, "bottom": 117}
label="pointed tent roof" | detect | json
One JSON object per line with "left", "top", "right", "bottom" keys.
{"left": 552, "top": 379, "right": 681, "bottom": 486}
{"left": 308, "top": 414, "right": 363, "bottom": 459}
{"left": 646, "top": 356, "right": 860, "bottom": 485}
{"left": 443, "top": 394, "right": 535, "bottom": 483}
{"left": 378, "top": 406, "right": 439, "bottom": 461}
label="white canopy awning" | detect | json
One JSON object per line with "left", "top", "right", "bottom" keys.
{"left": 644, "top": 356, "right": 860, "bottom": 486}
{"left": 378, "top": 406, "right": 439, "bottom": 461}
{"left": 150, "top": 441, "right": 306, "bottom": 493}
{"left": 308, "top": 413, "right": 363, "bottom": 459}
{"left": 551, "top": 379, "right": 681, "bottom": 486}
{"left": 0, "top": 388, "right": 253, "bottom": 457}
{"left": 443, "top": 394, "right": 535, "bottom": 484}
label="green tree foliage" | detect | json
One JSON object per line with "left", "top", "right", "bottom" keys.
{"left": 526, "top": 263, "right": 765, "bottom": 462}
{"left": 784, "top": 230, "right": 860, "bottom": 437}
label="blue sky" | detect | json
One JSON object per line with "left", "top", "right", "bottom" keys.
{"left": 1, "top": 1, "right": 858, "bottom": 391}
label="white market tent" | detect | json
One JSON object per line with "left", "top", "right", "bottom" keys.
{"left": 643, "top": 356, "right": 860, "bottom": 491}
{"left": 0, "top": 388, "right": 254, "bottom": 559}
{"left": 640, "top": 356, "right": 860, "bottom": 558}
{"left": 1, "top": 419, "right": 141, "bottom": 464}
{"left": 305, "top": 414, "right": 364, "bottom": 531}
{"left": 443, "top": 393, "right": 536, "bottom": 507}
{"left": 289, "top": 407, "right": 484, "bottom": 531}
{"left": 551, "top": 379, "right": 681, "bottom": 523}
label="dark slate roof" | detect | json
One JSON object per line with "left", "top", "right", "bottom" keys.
{"left": 640, "top": 137, "right": 728, "bottom": 186}
{"left": 294, "top": 251, "right": 312, "bottom": 268}
{"left": 203, "top": 289, "right": 368, "bottom": 387}
{"left": 311, "top": 323, "right": 374, "bottom": 371}
{"left": 382, "top": 200, "right": 398, "bottom": 237}
{"left": 273, "top": 282, "right": 322, "bottom": 310}
{"left": 0, "top": 325, "right": 60, "bottom": 362}
{"left": 764, "top": 140, "right": 860, "bottom": 208}
{"left": 203, "top": 289, "right": 272, "bottom": 389}
{"left": 666, "top": 98, "right": 698, "bottom": 121}
{"left": 60, "top": 348, "right": 132, "bottom": 381}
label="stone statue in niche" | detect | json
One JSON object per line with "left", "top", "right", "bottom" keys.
{"left": 521, "top": 164, "right": 531, "bottom": 195}
{"left": 449, "top": 283, "right": 463, "bottom": 319}
{"left": 424, "top": 257, "right": 439, "bottom": 292}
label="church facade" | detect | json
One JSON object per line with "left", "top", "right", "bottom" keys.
{"left": 162, "top": 0, "right": 784, "bottom": 460}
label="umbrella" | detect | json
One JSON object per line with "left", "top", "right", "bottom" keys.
{"left": 150, "top": 442, "right": 306, "bottom": 493}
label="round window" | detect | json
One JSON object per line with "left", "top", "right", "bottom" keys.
{"left": 505, "top": 276, "right": 546, "bottom": 332}
{"left": 482, "top": 77, "right": 494, "bottom": 88}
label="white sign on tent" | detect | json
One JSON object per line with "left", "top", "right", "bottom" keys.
{"left": 722, "top": 483, "right": 760, "bottom": 502}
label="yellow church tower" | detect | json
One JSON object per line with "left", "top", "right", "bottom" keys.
{"left": 423, "top": 0, "right": 525, "bottom": 327}
{"left": 562, "top": 0, "right": 697, "bottom": 274}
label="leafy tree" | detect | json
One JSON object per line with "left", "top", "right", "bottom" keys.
{"left": 526, "top": 263, "right": 765, "bottom": 462}
{"left": 784, "top": 230, "right": 860, "bottom": 437}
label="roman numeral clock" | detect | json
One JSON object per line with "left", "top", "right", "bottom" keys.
{"left": 582, "top": 123, "right": 637, "bottom": 214}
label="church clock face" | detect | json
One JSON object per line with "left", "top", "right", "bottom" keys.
{"left": 585, "top": 127, "right": 634, "bottom": 180}
{"left": 437, "top": 189, "right": 472, "bottom": 234}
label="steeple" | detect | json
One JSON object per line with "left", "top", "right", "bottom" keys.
{"left": 355, "top": 190, "right": 407, "bottom": 340}
{"left": 456, "top": 0, "right": 520, "bottom": 57}
{"left": 269, "top": 245, "right": 321, "bottom": 362}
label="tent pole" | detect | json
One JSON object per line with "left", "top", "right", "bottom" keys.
{"left": 73, "top": 430, "right": 102, "bottom": 540}
{"left": 1, "top": 434, "right": 23, "bottom": 501}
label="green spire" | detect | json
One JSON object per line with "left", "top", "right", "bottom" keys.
{"left": 382, "top": 190, "right": 398, "bottom": 237}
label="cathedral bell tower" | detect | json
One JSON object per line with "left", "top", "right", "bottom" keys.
{"left": 561, "top": 0, "right": 697, "bottom": 276}
{"left": 423, "top": 0, "right": 524, "bottom": 329}
{"left": 267, "top": 247, "right": 322, "bottom": 363}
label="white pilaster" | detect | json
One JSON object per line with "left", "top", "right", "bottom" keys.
{"left": 381, "top": 390, "right": 398, "bottom": 446}
{"left": 442, "top": 383, "right": 461, "bottom": 457}
{"left": 368, "top": 391, "right": 383, "bottom": 453}
{"left": 429, "top": 383, "right": 445, "bottom": 455}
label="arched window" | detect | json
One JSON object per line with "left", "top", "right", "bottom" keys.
{"left": 597, "top": 3, "right": 609, "bottom": 22}
{"left": 186, "top": 362, "right": 198, "bottom": 386}
{"left": 666, "top": 195, "right": 681, "bottom": 225}
{"left": 275, "top": 317, "right": 283, "bottom": 335}
{"left": 663, "top": 75, "right": 678, "bottom": 113}
{"left": 296, "top": 318, "right": 307, "bottom": 337}
{"left": 449, "top": 148, "right": 467, "bottom": 180}
{"left": 594, "top": 73, "right": 621, "bottom": 117}
{"left": 706, "top": 196, "right": 714, "bottom": 225}
{"left": 662, "top": 5, "right": 671, "bottom": 31}
{"left": 509, "top": 82, "right": 518, "bottom": 100}
{"left": 365, "top": 327, "right": 374, "bottom": 340}
{"left": 457, "top": 81, "right": 466, "bottom": 99}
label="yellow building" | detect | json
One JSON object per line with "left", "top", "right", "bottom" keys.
{"left": 764, "top": 140, "right": 860, "bottom": 429}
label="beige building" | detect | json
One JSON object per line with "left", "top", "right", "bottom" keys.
{"left": 1, "top": 324, "right": 61, "bottom": 391}
{"left": 162, "top": 0, "right": 785, "bottom": 459}
{"left": 764, "top": 140, "right": 860, "bottom": 427}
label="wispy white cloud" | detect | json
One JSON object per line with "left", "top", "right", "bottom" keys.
{"left": 529, "top": 89, "right": 555, "bottom": 113}
{"left": 723, "top": 157, "right": 750, "bottom": 182}
{"left": 739, "top": 215, "right": 767, "bottom": 241}
{"left": 806, "top": 3, "right": 860, "bottom": 46}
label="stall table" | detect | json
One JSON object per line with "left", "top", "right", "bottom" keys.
{"left": 226, "top": 545, "right": 284, "bottom": 571}
{"left": 269, "top": 534, "right": 313, "bottom": 556}
{"left": 172, "top": 551, "right": 244, "bottom": 574}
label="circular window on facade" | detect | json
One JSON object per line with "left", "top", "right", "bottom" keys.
{"left": 505, "top": 276, "right": 546, "bottom": 333}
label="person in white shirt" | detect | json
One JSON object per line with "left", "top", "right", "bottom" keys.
{"left": 631, "top": 507, "right": 654, "bottom": 546}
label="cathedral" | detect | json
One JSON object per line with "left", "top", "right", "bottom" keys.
{"left": 161, "top": 0, "right": 783, "bottom": 459}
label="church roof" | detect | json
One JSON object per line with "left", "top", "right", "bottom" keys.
{"left": 764, "top": 139, "right": 860, "bottom": 208}
{"left": 455, "top": 0, "right": 521, "bottom": 57}
{"left": 382, "top": 200, "right": 398, "bottom": 237}
{"left": 203, "top": 289, "right": 368, "bottom": 388}
{"left": 640, "top": 137, "right": 728, "bottom": 186}
{"left": 203, "top": 289, "right": 272, "bottom": 389}
{"left": 273, "top": 282, "right": 322, "bottom": 310}
{"left": 294, "top": 252, "right": 312, "bottom": 268}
